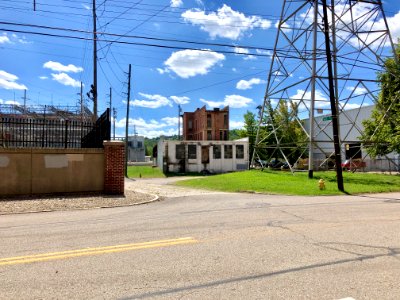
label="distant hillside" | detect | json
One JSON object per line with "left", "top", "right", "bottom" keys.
{"left": 144, "top": 135, "right": 179, "bottom": 156}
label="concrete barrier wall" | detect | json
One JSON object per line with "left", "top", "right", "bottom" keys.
{"left": 0, "top": 148, "right": 104, "bottom": 196}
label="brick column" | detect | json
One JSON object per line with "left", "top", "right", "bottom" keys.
{"left": 103, "top": 141, "right": 125, "bottom": 195}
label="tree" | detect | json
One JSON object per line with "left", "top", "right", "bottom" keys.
{"left": 240, "top": 111, "right": 258, "bottom": 161}
{"left": 229, "top": 129, "right": 244, "bottom": 141}
{"left": 144, "top": 135, "right": 179, "bottom": 157}
{"left": 270, "top": 99, "right": 308, "bottom": 164}
{"left": 361, "top": 45, "right": 400, "bottom": 157}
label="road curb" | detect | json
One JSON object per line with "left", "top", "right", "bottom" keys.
{"left": 0, "top": 193, "right": 161, "bottom": 216}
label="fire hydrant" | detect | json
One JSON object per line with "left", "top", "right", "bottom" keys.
{"left": 318, "top": 179, "right": 326, "bottom": 190}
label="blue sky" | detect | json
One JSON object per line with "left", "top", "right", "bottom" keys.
{"left": 1, "top": 0, "right": 400, "bottom": 138}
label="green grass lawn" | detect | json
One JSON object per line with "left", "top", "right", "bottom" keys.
{"left": 127, "top": 166, "right": 166, "bottom": 178}
{"left": 175, "top": 169, "right": 400, "bottom": 196}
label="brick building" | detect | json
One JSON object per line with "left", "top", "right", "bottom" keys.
{"left": 182, "top": 105, "right": 229, "bottom": 141}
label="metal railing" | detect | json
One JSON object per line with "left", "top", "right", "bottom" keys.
{"left": 0, "top": 109, "right": 110, "bottom": 149}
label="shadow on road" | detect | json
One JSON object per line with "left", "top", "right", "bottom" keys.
{"left": 120, "top": 244, "right": 400, "bottom": 299}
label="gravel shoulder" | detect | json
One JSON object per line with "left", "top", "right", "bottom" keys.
{"left": 0, "top": 177, "right": 222, "bottom": 215}
{"left": 0, "top": 183, "right": 154, "bottom": 215}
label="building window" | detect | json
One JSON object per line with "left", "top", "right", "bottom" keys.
{"left": 224, "top": 145, "right": 233, "bottom": 159}
{"left": 137, "top": 141, "right": 143, "bottom": 148}
{"left": 188, "top": 120, "right": 193, "bottom": 130}
{"left": 223, "top": 130, "right": 228, "bottom": 141}
{"left": 219, "top": 131, "right": 223, "bottom": 140}
{"left": 207, "top": 130, "right": 212, "bottom": 140}
{"left": 188, "top": 145, "right": 197, "bottom": 159}
{"left": 236, "top": 145, "right": 244, "bottom": 159}
{"left": 207, "top": 114, "right": 212, "bottom": 128}
{"left": 213, "top": 145, "right": 221, "bottom": 159}
{"left": 223, "top": 114, "right": 228, "bottom": 127}
{"left": 176, "top": 144, "right": 185, "bottom": 159}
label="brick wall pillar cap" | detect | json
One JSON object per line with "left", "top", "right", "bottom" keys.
{"left": 103, "top": 140, "right": 125, "bottom": 146}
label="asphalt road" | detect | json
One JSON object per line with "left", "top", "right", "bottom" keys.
{"left": 1, "top": 189, "right": 400, "bottom": 299}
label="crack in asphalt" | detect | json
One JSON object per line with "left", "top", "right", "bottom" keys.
{"left": 266, "top": 209, "right": 400, "bottom": 259}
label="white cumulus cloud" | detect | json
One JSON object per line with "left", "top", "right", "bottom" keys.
{"left": 230, "top": 120, "right": 244, "bottom": 129}
{"left": 234, "top": 47, "right": 249, "bottom": 55}
{"left": 170, "top": 96, "right": 190, "bottom": 105}
{"left": 5, "top": 100, "right": 20, "bottom": 105}
{"left": 0, "top": 98, "right": 21, "bottom": 105}
{"left": 51, "top": 73, "right": 81, "bottom": 88}
{"left": 290, "top": 89, "right": 330, "bottom": 110}
{"left": 346, "top": 86, "right": 368, "bottom": 96}
{"left": 301, "top": 4, "right": 400, "bottom": 47}
{"left": 387, "top": 11, "right": 400, "bottom": 41}
{"left": 256, "top": 49, "right": 273, "bottom": 56}
{"left": 170, "top": 0, "right": 183, "bottom": 8}
{"left": 0, "top": 70, "right": 27, "bottom": 90}
{"left": 115, "top": 117, "right": 179, "bottom": 138}
{"left": 131, "top": 93, "right": 172, "bottom": 109}
{"left": 156, "top": 68, "right": 168, "bottom": 75}
{"left": 44, "top": 61, "right": 83, "bottom": 73}
{"left": 182, "top": 4, "right": 272, "bottom": 40}
{"left": 0, "top": 33, "right": 31, "bottom": 44}
{"left": 332, "top": 3, "right": 400, "bottom": 46}
{"left": 162, "top": 117, "right": 179, "bottom": 126}
{"left": 0, "top": 34, "right": 10, "bottom": 44}
{"left": 234, "top": 47, "right": 256, "bottom": 60}
{"left": 164, "top": 49, "right": 225, "bottom": 78}
{"left": 201, "top": 94, "right": 253, "bottom": 108}
{"left": 236, "top": 78, "right": 266, "bottom": 90}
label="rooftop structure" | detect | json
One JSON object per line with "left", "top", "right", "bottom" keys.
{"left": 182, "top": 105, "right": 229, "bottom": 141}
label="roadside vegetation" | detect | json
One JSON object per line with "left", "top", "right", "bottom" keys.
{"left": 175, "top": 169, "right": 400, "bottom": 196}
{"left": 361, "top": 43, "right": 400, "bottom": 157}
{"left": 127, "top": 166, "right": 166, "bottom": 178}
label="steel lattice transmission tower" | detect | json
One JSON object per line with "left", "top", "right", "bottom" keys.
{"left": 253, "top": 0, "right": 397, "bottom": 178}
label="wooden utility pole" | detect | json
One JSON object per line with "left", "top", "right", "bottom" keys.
{"left": 92, "top": 0, "right": 98, "bottom": 121}
{"left": 178, "top": 104, "right": 182, "bottom": 140}
{"left": 113, "top": 108, "right": 117, "bottom": 140}
{"left": 23, "top": 89, "right": 27, "bottom": 112}
{"left": 80, "top": 82, "right": 83, "bottom": 122}
{"left": 108, "top": 87, "right": 112, "bottom": 112}
{"left": 124, "top": 64, "right": 132, "bottom": 177}
{"left": 321, "top": 0, "right": 344, "bottom": 192}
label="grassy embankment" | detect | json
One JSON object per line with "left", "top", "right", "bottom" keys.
{"left": 127, "top": 166, "right": 166, "bottom": 178}
{"left": 175, "top": 169, "right": 400, "bottom": 196}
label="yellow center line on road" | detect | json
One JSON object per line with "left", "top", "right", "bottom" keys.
{"left": 0, "top": 237, "right": 198, "bottom": 266}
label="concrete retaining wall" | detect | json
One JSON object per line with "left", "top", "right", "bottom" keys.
{"left": 0, "top": 148, "right": 105, "bottom": 196}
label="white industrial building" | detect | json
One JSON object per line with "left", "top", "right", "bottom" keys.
{"left": 127, "top": 135, "right": 145, "bottom": 162}
{"left": 157, "top": 138, "right": 249, "bottom": 174}
{"left": 304, "top": 105, "right": 399, "bottom": 171}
